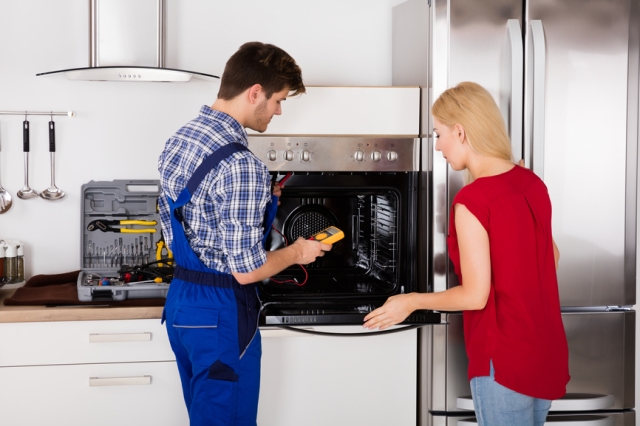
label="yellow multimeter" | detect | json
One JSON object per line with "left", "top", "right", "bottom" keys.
{"left": 309, "top": 226, "right": 344, "bottom": 244}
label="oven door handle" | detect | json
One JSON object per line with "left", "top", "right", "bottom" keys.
{"left": 268, "top": 324, "right": 424, "bottom": 337}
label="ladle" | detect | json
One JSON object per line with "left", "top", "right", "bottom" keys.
{"left": 0, "top": 150, "right": 12, "bottom": 213}
{"left": 40, "top": 120, "right": 65, "bottom": 201}
{"left": 16, "top": 119, "right": 38, "bottom": 199}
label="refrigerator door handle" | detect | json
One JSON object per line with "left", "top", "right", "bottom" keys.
{"left": 528, "top": 19, "right": 546, "bottom": 179}
{"left": 506, "top": 19, "right": 523, "bottom": 162}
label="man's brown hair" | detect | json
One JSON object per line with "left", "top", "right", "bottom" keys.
{"left": 217, "top": 42, "right": 305, "bottom": 100}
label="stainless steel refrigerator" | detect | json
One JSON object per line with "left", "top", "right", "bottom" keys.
{"left": 392, "top": 0, "right": 638, "bottom": 425}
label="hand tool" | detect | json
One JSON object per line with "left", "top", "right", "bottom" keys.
{"left": 308, "top": 226, "right": 344, "bottom": 244}
{"left": 87, "top": 219, "right": 157, "bottom": 233}
{"left": 156, "top": 237, "right": 173, "bottom": 267}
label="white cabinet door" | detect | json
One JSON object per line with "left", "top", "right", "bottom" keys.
{"left": 0, "top": 319, "right": 175, "bottom": 367}
{"left": 258, "top": 326, "right": 418, "bottom": 426}
{"left": 0, "top": 361, "right": 188, "bottom": 426}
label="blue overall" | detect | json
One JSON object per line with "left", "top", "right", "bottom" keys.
{"left": 162, "top": 143, "right": 277, "bottom": 426}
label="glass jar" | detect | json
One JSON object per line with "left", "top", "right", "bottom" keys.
{"left": 4, "top": 242, "right": 16, "bottom": 284}
{"left": 0, "top": 242, "right": 5, "bottom": 284}
{"left": 16, "top": 242, "right": 24, "bottom": 282}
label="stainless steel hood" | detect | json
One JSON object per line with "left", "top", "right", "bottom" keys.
{"left": 37, "top": 0, "right": 218, "bottom": 82}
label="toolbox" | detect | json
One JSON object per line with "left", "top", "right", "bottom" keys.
{"left": 78, "top": 180, "right": 172, "bottom": 302}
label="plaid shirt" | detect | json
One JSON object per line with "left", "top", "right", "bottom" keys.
{"left": 157, "top": 106, "right": 271, "bottom": 274}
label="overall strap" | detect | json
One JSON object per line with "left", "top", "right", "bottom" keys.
{"left": 172, "top": 143, "right": 250, "bottom": 209}
{"left": 187, "top": 143, "right": 250, "bottom": 195}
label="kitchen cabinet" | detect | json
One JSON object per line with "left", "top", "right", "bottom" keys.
{"left": 0, "top": 316, "right": 417, "bottom": 425}
{"left": 0, "top": 318, "right": 188, "bottom": 426}
{"left": 258, "top": 326, "right": 418, "bottom": 426}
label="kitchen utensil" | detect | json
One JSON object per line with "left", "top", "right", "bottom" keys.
{"left": 16, "top": 119, "right": 38, "bottom": 199}
{"left": 0, "top": 150, "right": 12, "bottom": 214}
{"left": 40, "top": 120, "right": 66, "bottom": 200}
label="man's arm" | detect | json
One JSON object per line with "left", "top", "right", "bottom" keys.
{"left": 232, "top": 238, "right": 330, "bottom": 284}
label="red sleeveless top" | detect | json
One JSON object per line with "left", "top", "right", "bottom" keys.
{"left": 447, "top": 165, "right": 570, "bottom": 400}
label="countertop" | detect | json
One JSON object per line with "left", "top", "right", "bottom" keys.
{"left": 0, "top": 289, "right": 163, "bottom": 323}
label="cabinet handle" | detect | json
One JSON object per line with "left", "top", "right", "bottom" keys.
{"left": 89, "top": 332, "right": 152, "bottom": 343}
{"left": 89, "top": 376, "right": 152, "bottom": 387}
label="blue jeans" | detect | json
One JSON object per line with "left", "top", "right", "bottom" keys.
{"left": 470, "top": 361, "right": 551, "bottom": 426}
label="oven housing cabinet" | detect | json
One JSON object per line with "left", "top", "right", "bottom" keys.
{"left": 392, "top": 0, "right": 639, "bottom": 425}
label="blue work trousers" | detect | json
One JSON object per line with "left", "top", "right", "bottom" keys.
{"left": 164, "top": 277, "right": 261, "bottom": 426}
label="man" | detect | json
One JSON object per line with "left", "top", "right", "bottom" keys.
{"left": 158, "top": 42, "right": 331, "bottom": 426}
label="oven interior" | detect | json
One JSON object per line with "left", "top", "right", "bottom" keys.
{"left": 260, "top": 172, "right": 417, "bottom": 302}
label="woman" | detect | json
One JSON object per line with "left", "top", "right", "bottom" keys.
{"left": 363, "top": 82, "right": 569, "bottom": 426}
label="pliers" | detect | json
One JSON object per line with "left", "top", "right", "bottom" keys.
{"left": 87, "top": 219, "right": 157, "bottom": 234}
{"left": 156, "top": 237, "right": 173, "bottom": 267}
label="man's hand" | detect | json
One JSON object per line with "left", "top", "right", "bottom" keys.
{"left": 290, "top": 237, "right": 331, "bottom": 265}
{"left": 272, "top": 183, "right": 282, "bottom": 198}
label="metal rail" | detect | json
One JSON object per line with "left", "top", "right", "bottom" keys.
{"left": 0, "top": 111, "right": 75, "bottom": 117}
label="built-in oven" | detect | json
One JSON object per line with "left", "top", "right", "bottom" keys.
{"left": 248, "top": 136, "right": 440, "bottom": 326}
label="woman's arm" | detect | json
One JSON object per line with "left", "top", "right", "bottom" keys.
{"left": 553, "top": 238, "right": 560, "bottom": 270}
{"left": 363, "top": 204, "right": 491, "bottom": 330}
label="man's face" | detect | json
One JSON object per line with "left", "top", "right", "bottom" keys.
{"left": 248, "top": 88, "right": 289, "bottom": 133}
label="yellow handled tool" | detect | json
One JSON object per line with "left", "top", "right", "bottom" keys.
{"left": 156, "top": 239, "right": 173, "bottom": 267}
{"left": 308, "top": 226, "right": 344, "bottom": 244}
{"left": 87, "top": 219, "right": 157, "bottom": 233}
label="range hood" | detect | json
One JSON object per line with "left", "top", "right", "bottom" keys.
{"left": 37, "top": 0, "right": 218, "bottom": 82}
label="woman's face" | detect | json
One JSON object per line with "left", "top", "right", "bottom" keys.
{"left": 433, "top": 117, "right": 466, "bottom": 171}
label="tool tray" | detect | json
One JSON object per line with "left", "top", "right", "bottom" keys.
{"left": 78, "top": 180, "right": 171, "bottom": 302}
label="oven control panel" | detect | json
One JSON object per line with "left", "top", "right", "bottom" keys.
{"left": 247, "top": 136, "right": 419, "bottom": 172}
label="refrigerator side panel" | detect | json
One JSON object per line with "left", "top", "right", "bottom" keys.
{"left": 527, "top": 0, "right": 633, "bottom": 307}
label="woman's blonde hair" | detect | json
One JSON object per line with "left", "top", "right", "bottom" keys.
{"left": 432, "top": 82, "right": 512, "bottom": 162}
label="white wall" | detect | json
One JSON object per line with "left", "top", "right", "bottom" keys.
{"left": 0, "top": 0, "right": 404, "bottom": 275}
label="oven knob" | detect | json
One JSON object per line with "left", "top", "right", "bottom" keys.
{"left": 301, "top": 150, "right": 311, "bottom": 161}
{"left": 284, "top": 150, "right": 294, "bottom": 161}
{"left": 354, "top": 150, "right": 365, "bottom": 161}
{"left": 387, "top": 151, "right": 398, "bottom": 162}
{"left": 371, "top": 151, "right": 382, "bottom": 162}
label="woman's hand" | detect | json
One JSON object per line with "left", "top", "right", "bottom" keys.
{"left": 363, "top": 294, "right": 415, "bottom": 330}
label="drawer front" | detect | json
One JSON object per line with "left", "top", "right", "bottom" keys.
{"left": 0, "top": 319, "right": 175, "bottom": 366}
{"left": 0, "top": 361, "right": 188, "bottom": 426}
